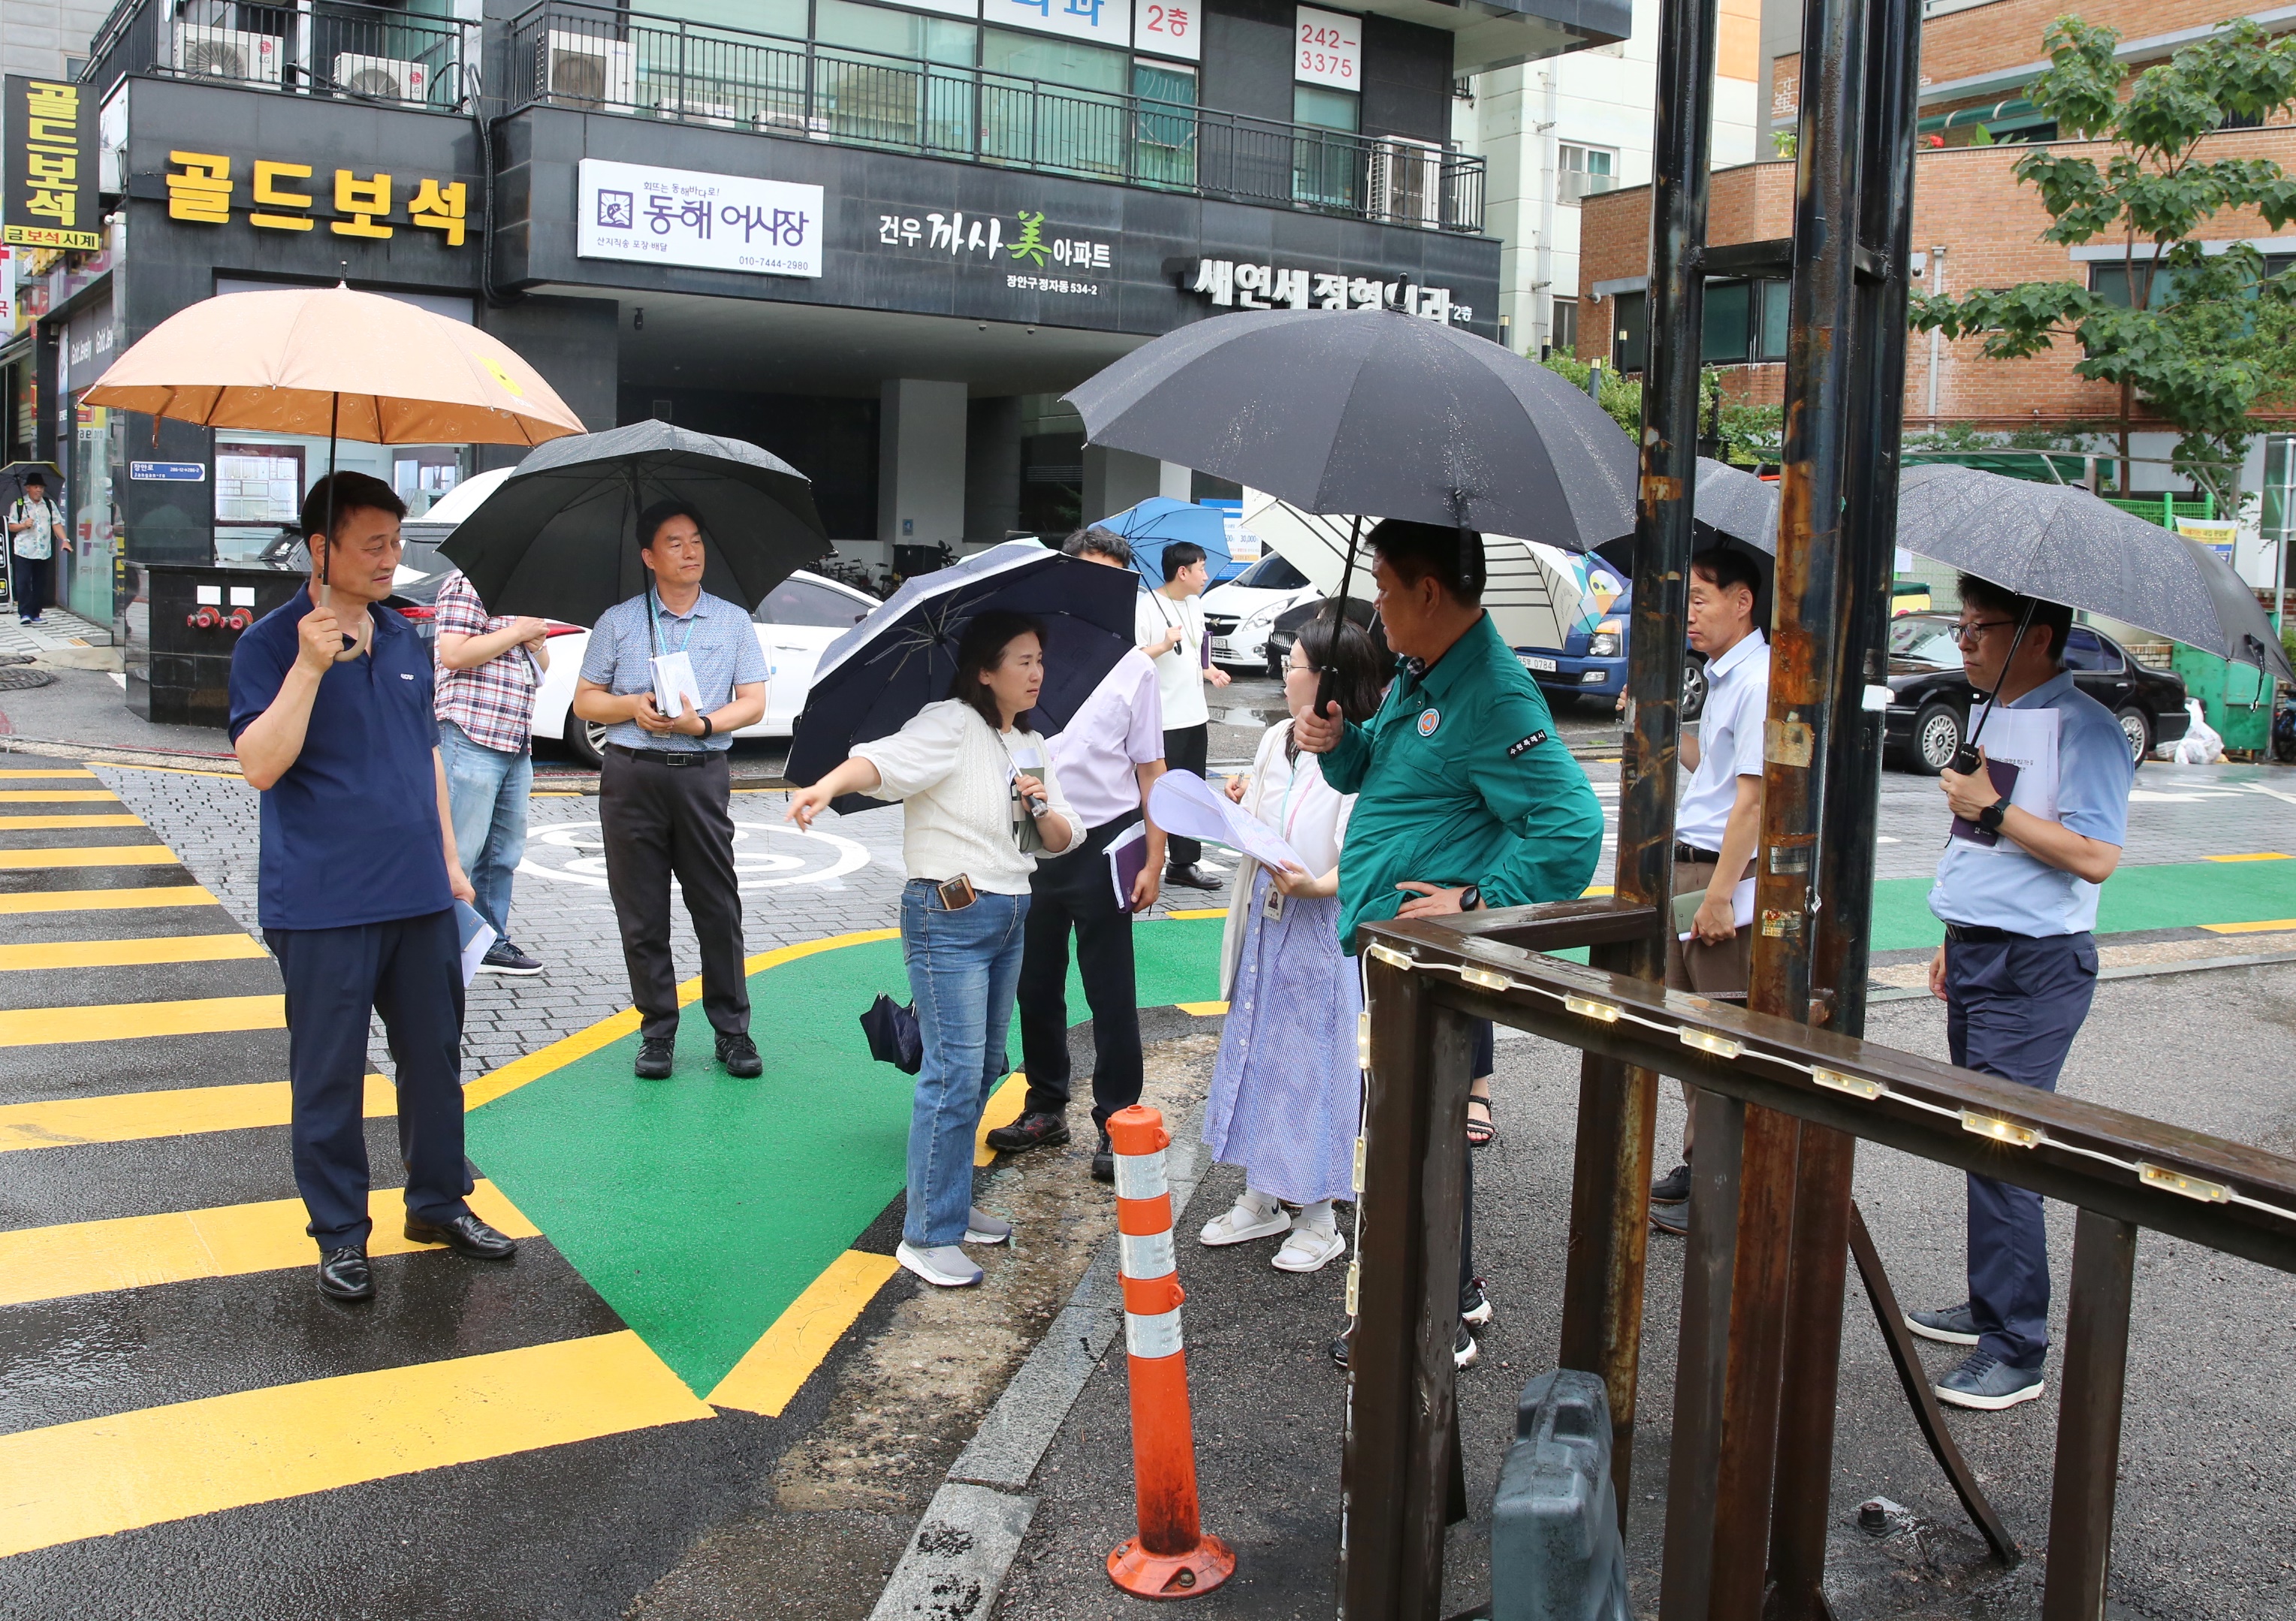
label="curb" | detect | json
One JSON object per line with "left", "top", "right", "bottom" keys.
{"left": 1867, "top": 946, "right": 2296, "bottom": 1002}
{"left": 867, "top": 1118, "right": 1209, "bottom": 1619}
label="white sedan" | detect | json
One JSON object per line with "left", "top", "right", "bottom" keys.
{"left": 531, "top": 570, "right": 878, "bottom": 765}
{"left": 1200, "top": 553, "right": 1318, "bottom": 673}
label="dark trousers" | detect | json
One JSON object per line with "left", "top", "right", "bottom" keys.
{"left": 1463, "top": 1019, "right": 1492, "bottom": 1298}
{"left": 266, "top": 909, "right": 472, "bottom": 1250}
{"left": 601, "top": 746, "right": 750, "bottom": 1041}
{"left": 1162, "top": 722, "right": 1208, "bottom": 867}
{"left": 1945, "top": 930, "right": 2098, "bottom": 1370}
{"left": 13, "top": 552, "right": 51, "bottom": 618}
{"left": 1017, "top": 810, "right": 1144, "bottom": 1128}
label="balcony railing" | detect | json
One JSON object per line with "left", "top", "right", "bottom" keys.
{"left": 86, "top": 0, "right": 478, "bottom": 113}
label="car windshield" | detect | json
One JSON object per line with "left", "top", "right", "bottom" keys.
{"left": 755, "top": 578, "right": 873, "bottom": 628}
{"left": 1890, "top": 616, "right": 1963, "bottom": 669}
{"left": 1232, "top": 553, "right": 1308, "bottom": 590}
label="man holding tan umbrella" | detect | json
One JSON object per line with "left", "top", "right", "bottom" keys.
{"left": 89, "top": 285, "right": 584, "bottom": 1301}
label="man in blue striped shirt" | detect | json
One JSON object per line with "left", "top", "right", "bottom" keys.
{"left": 575, "top": 500, "right": 769, "bottom": 1080}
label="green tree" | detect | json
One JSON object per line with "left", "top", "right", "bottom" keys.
{"left": 1908, "top": 17, "right": 2296, "bottom": 507}
{"left": 1540, "top": 351, "right": 1643, "bottom": 440}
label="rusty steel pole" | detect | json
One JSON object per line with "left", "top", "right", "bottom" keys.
{"left": 1555, "top": 0, "right": 1715, "bottom": 1532}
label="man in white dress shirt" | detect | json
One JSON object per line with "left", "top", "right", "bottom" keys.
{"left": 1136, "top": 539, "right": 1229, "bottom": 889}
{"left": 1649, "top": 546, "right": 1770, "bottom": 1234}
{"left": 995, "top": 528, "right": 1168, "bottom": 1182}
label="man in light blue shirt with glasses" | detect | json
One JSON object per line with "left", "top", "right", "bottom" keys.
{"left": 1904, "top": 574, "right": 2132, "bottom": 1415}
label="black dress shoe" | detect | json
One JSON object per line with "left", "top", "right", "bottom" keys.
{"left": 1091, "top": 1128, "right": 1115, "bottom": 1183}
{"left": 985, "top": 1110, "right": 1071, "bottom": 1153}
{"left": 318, "top": 1246, "right": 374, "bottom": 1301}
{"left": 635, "top": 1037, "right": 674, "bottom": 1079}
{"left": 406, "top": 1212, "right": 517, "bottom": 1260}
{"left": 1164, "top": 863, "right": 1220, "bottom": 891}
{"left": 716, "top": 1031, "right": 763, "bottom": 1078}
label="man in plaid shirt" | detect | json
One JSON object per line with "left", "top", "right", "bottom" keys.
{"left": 433, "top": 569, "right": 551, "bottom": 975}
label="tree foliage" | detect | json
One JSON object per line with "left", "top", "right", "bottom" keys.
{"left": 1907, "top": 17, "right": 2296, "bottom": 503}
{"left": 1539, "top": 351, "right": 1644, "bottom": 440}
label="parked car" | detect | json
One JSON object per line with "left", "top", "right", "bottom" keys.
{"left": 533, "top": 570, "right": 879, "bottom": 765}
{"left": 1201, "top": 552, "right": 1318, "bottom": 673}
{"left": 1881, "top": 613, "right": 2188, "bottom": 774}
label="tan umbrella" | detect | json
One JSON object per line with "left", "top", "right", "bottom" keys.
{"left": 83, "top": 284, "right": 585, "bottom": 445}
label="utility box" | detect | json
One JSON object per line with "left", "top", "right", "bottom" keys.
{"left": 1490, "top": 1369, "right": 1630, "bottom": 1621}
{"left": 2171, "top": 644, "right": 2273, "bottom": 755}
{"left": 124, "top": 561, "right": 306, "bottom": 728}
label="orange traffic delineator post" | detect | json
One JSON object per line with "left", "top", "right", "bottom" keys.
{"left": 1105, "top": 1104, "right": 1236, "bottom": 1600}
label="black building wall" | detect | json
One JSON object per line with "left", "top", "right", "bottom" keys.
{"left": 617, "top": 385, "right": 879, "bottom": 539}
{"left": 473, "top": 294, "right": 621, "bottom": 473}
{"left": 1199, "top": 0, "right": 1296, "bottom": 124}
{"left": 1359, "top": 17, "right": 1456, "bottom": 146}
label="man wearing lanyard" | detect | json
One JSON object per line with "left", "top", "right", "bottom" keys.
{"left": 994, "top": 527, "right": 1167, "bottom": 1181}
{"left": 1136, "top": 539, "right": 1229, "bottom": 890}
{"left": 1296, "top": 518, "right": 1603, "bottom": 1366}
{"left": 7, "top": 470, "right": 69, "bottom": 625}
{"left": 1648, "top": 547, "right": 1770, "bottom": 1235}
{"left": 1908, "top": 575, "right": 2131, "bottom": 1411}
{"left": 573, "top": 501, "right": 769, "bottom": 1081}
{"left": 230, "top": 472, "right": 515, "bottom": 1303}
{"left": 433, "top": 567, "right": 551, "bottom": 976}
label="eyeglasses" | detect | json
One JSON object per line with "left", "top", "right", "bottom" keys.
{"left": 1952, "top": 619, "right": 2017, "bottom": 646}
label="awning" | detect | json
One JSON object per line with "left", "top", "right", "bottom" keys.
{"left": 1916, "top": 98, "right": 2048, "bottom": 135}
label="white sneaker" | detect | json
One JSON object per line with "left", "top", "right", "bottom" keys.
{"left": 1199, "top": 1192, "right": 1290, "bottom": 1247}
{"left": 1272, "top": 1223, "right": 1346, "bottom": 1273}
{"left": 964, "top": 1206, "right": 1012, "bottom": 1245}
{"left": 898, "top": 1240, "right": 983, "bottom": 1287}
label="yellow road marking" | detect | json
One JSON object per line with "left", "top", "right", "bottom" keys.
{"left": 0, "top": 768, "right": 97, "bottom": 777}
{"left": 0, "top": 789, "right": 122, "bottom": 803}
{"left": 974, "top": 1072, "right": 1027, "bottom": 1167}
{"left": 2204, "top": 852, "right": 2291, "bottom": 862}
{"left": 1176, "top": 1000, "right": 1229, "bottom": 1016}
{"left": 0, "top": 994, "right": 283, "bottom": 1047}
{"left": 84, "top": 762, "right": 246, "bottom": 780}
{"left": 0, "top": 1180, "right": 541, "bottom": 1307}
{"left": 0, "top": 844, "right": 178, "bottom": 869}
{"left": 0, "top": 1076, "right": 395, "bottom": 1152}
{"left": 2200, "top": 918, "right": 2296, "bottom": 934}
{"left": 0, "top": 884, "right": 217, "bottom": 914}
{"left": 0, "top": 814, "right": 145, "bottom": 829}
{"left": 0, "top": 932, "right": 264, "bottom": 972}
{"left": 706, "top": 1250, "right": 901, "bottom": 1416}
{"left": 1165, "top": 906, "right": 1226, "bottom": 919}
{"left": 1582, "top": 884, "right": 1616, "bottom": 897}
{"left": 0, "top": 1330, "right": 713, "bottom": 1558}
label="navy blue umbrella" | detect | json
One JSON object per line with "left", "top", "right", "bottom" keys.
{"left": 786, "top": 540, "right": 1140, "bottom": 805}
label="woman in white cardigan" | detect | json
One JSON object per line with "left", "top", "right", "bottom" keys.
{"left": 788, "top": 611, "right": 1078, "bottom": 1288}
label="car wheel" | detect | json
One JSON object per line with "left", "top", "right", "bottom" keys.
{"left": 563, "top": 709, "right": 608, "bottom": 769}
{"left": 2115, "top": 705, "right": 2152, "bottom": 765}
{"left": 1911, "top": 701, "right": 1963, "bottom": 776}
{"left": 1681, "top": 658, "right": 1709, "bottom": 724}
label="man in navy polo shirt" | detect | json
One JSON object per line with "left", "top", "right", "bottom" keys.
{"left": 231, "top": 471, "right": 518, "bottom": 1303}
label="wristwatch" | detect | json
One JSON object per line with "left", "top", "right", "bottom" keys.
{"left": 1459, "top": 885, "right": 1484, "bottom": 912}
{"left": 1976, "top": 795, "right": 2010, "bottom": 835}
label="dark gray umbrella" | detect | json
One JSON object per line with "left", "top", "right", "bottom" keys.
{"left": 1896, "top": 463, "right": 2293, "bottom": 684}
{"left": 1594, "top": 456, "right": 1779, "bottom": 573}
{"left": 438, "top": 420, "right": 830, "bottom": 625}
{"left": 1064, "top": 309, "right": 1635, "bottom": 551}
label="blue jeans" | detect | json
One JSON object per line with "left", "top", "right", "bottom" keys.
{"left": 901, "top": 880, "right": 1029, "bottom": 1248}
{"left": 437, "top": 720, "right": 532, "bottom": 940}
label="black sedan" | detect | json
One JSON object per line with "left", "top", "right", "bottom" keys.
{"left": 1883, "top": 614, "right": 2189, "bottom": 774}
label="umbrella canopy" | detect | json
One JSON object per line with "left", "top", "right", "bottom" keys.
{"left": 83, "top": 285, "right": 585, "bottom": 445}
{"left": 1594, "top": 457, "right": 1779, "bottom": 573}
{"left": 1239, "top": 489, "right": 1375, "bottom": 602}
{"left": 1097, "top": 496, "right": 1233, "bottom": 589}
{"left": 1896, "top": 464, "right": 2294, "bottom": 684}
{"left": 787, "top": 540, "right": 1141, "bottom": 803}
{"left": 437, "top": 421, "right": 830, "bottom": 625}
{"left": 1065, "top": 309, "right": 1636, "bottom": 550}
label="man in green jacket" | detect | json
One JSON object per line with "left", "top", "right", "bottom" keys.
{"left": 1297, "top": 517, "right": 1604, "bottom": 1370}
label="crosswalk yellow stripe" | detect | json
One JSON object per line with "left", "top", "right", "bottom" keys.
{"left": 0, "top": 884, "right": 218, "bottom": 914}
{"left": 0, "top": 1180, "right": 542, "bottom": 1307}
{"left": 706, "top": 1250, "right": 900, "bottom": 1416}
{"left": 0, "top": 932, "right": 265, "bottom": 972}
{"left": 0, "top": 1330, "right": 714, "bottom": 1558}
{"left": 0, "top": 814, "right": 146, "bottom": 829}
{"left": 0, "top": 845, "right": 178, "bottom": 869}
{"left": 0, "top": 1076, "right": 396, "bottom": 1152}
{"left": 0, "top": 994, "right": 283, "bottom": 1047}
{"left": 975, "top": 1072, "right": 1026, "bottom": 1168}
{"left": 0, "top": 768, "right": 98, "bottom": 777}
{"left": 0, "top": 790, "right": 122, "bottom": 802}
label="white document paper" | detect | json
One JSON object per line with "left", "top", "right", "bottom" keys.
{"left": 1149, "top": 770, "right": 1307, "bottom": 874}
{"left": 1678, "top": 877, "right": 1757, "bottom": 942}
{"left": 650, "top": 650, "right": 704, "bottom": 719}
{"left": 1956, "top": 705, "right": 2061, "bottom": 850}
{"left": 455, "top": 900, "right": 496, "bottom": 989}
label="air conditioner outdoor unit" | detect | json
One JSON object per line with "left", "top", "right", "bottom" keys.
{"left": 334, "top": 53, "right": 429, "bottom": 104}
{"left": 541, "top": 32, "right": 635, "bottom": 112}
{"left": 655, "top": 95, "right": 738, "bottom": 128}
{"left": 1367, "top": 135, "right": 1443, "bottom": 228}
{"left": 172, "top": 23, "right": 285, "bottom": 85}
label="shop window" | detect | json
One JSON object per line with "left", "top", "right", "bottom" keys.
{"left": 816, "top": 1, "right": 979, "bottom": 154}
{"left": 982, "top": 30, "right": 1127, "bottom": 176}
{"left": 1702, "top": 281, "right": 1751, "bottom": 364}
{"left": 1550, "top": 296, "right": 1577, "bottom": 353}
{"left": 656, "top": 0, "right": 807, "bottom": 38}
{"left": 1611, "top": 290, "right": 1647, "bottom": 373}
{"left": 1134, "top": 61, "right": 1197, "bottom": 189}
{"left": 1292, "top": 85, "right": 1359, "bottom": 212}
{"left": 1757, "top": 278, "right": 1790, "bottom": 360}
{"left": 982, "top": 29, "right": 1126, "bottom": 93}
{"left": 1558, "top": 143, "right": 1617, "bottom": 206}
{"left": 1293, "top": 83, "right": 1359, "bottom": 131}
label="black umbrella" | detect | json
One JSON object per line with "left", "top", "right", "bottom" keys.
{"left": 786, "top": 540, "right": 1140, "bottom": 807}
{"left": 1064, "top": 309, "right": 1636, "bottom": 551}
{"left": 1594, "top": 457, "right": 1779, "bottom": 573}
{"left": 1896, "top": 464, "right": 2294, "bottom": 684}
{"left": 438, "top": 421, "right": 830, "bottom": 624}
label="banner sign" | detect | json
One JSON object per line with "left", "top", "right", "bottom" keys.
{"left": 5, "top": 76, "right": 101, "bottom": 251}
{"left": 577, "top": 158, "right": 824, "bottom": 278}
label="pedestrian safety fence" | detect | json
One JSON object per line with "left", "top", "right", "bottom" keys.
{"left": 1341, "top": 897, "right": 2296, "bottom": 1621}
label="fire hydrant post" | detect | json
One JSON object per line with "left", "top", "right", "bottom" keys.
{"left": 1106, "top": 1104, "right": 1236, "bottom": 1600}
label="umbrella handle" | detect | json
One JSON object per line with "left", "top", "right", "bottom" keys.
{"left": 1952, "top": 597, "right": 2038, "bottom": 774}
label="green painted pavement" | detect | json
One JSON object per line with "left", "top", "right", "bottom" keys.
{"left": 1869, "top": 857, "right": 2296, "bottom": 952}
{"left": 465, "top": 917, "right": 1229, "bottom": 1398}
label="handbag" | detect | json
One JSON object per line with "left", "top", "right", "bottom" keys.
{"left": 860, "top": 994, "right": 923, "bottom": 1074}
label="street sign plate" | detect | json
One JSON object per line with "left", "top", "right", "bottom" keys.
{"left": 129, "top": 461, "right": 206, "bottom": 481}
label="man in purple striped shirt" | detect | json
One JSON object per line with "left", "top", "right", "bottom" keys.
{"left": 433, "top": 569, "right": 551, "bottom": 976}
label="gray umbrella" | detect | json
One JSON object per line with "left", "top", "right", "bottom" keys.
{"left": 438, "top": 420, "right": 830, "bottom": 625}
{"left": 1593, "top": 457, "right": 1778, "bottom": 574}
{"left": 1896, "top": 463, "right": 2293, "bottom": 684}
{"left": 1064, "top": 309, "right": 1635, "bottom": 550}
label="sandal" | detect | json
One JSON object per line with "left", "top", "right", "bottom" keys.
{"left": 1466, "top": 1094, "right": 1495, "bottom": 1149}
